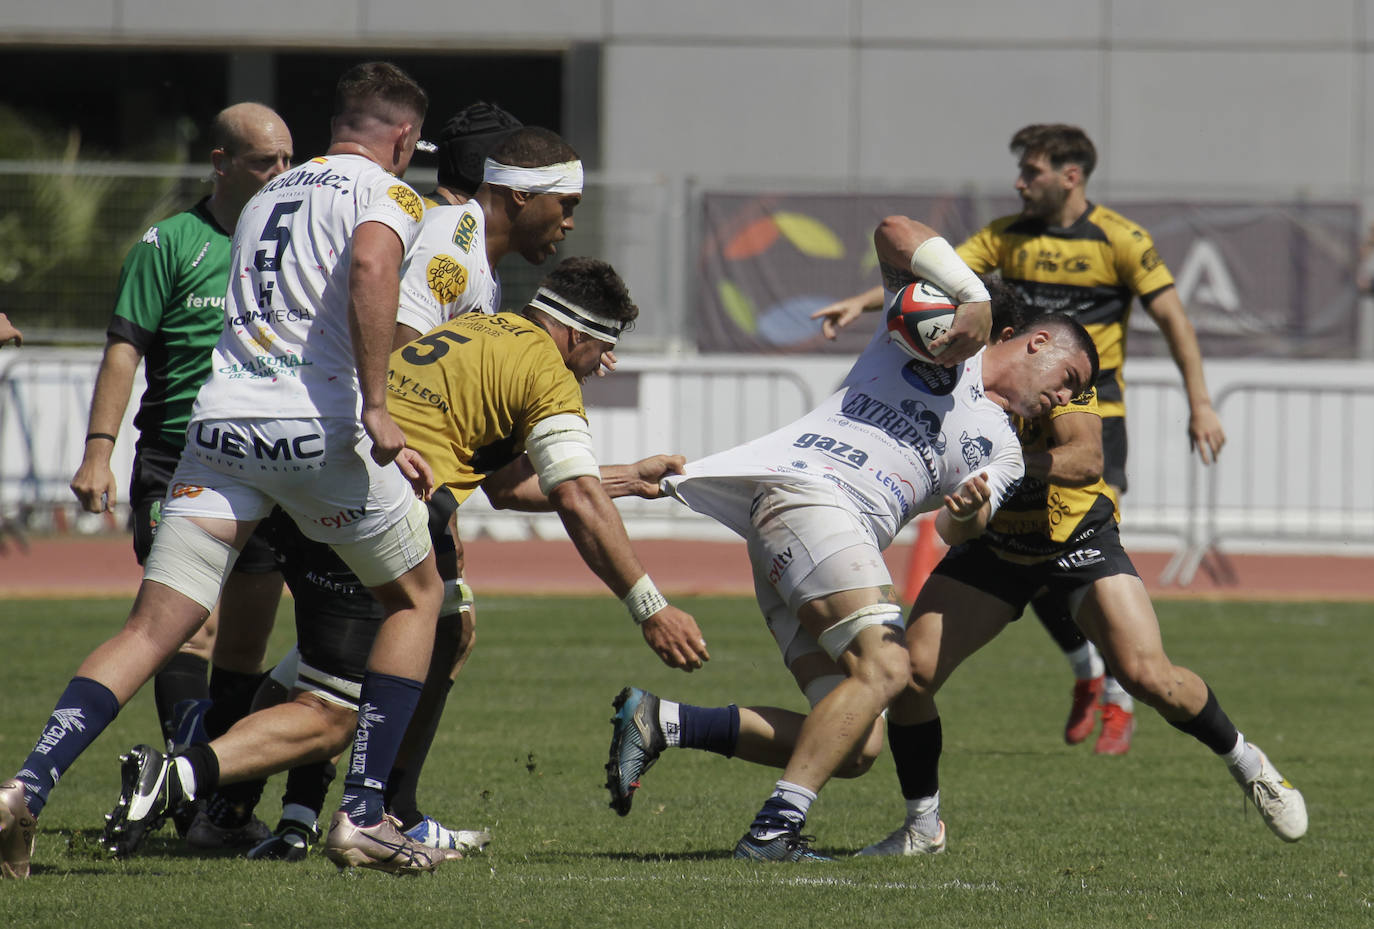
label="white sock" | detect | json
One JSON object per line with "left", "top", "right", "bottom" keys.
{"left": 658, "top": 699, "right": 681, "bottom": 747}
{"left": 1224, "top": 732, "right": 1261, "bottom": 782}
{"left": 1067, "top": 642, "right": 1105, "bottom": 680}
{"left": 904, "top": 791, "right": 941, "bottom": 836}
{"left": 173, "top": 756, "right": 198, "bottom": 800}
{"left": 772, "top": 780, "right": 818, "bottom": 820}
{"left": 1102, "top": 676, "right": 1134, "bottom": 711}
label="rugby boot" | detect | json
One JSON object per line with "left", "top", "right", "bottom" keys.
{"left": 102, "top": 744, "right": 187, "bottom": 857}
{"left": 733, "top": 826, "right": 832, "bottom": 862}
{"left": 855, "top": 818, "right": 947, "bottom": 857}
{"left": 1236, "top": 744, "right": 1307, "bottom": 841}
{"left": 0, "top": 779, "right": 37, "bottom": 880}
{"left": 1094, "top": 702, "right": 1135, "bottom": 755}
{"left": 324, "top": 812, "right": 455, "bottom": 874}
{"left": 605, "top": 686, "right": 666, "bottom": 816}
{"left": 1065, "top": 675, "right": 1104, "bottom": 744}
{"left": 403, "top": 814, "right": 491, "bottom": 854}
{"left": 246, "top": 818, "right": 320, "bottom": 862}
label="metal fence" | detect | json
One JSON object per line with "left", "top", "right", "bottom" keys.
{"left": 9, "top": 350, "right": 1371, "bottom": 581}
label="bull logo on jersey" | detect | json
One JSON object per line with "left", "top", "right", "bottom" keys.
{"left": 387, "top": 185, "right": 424, "bottom": 222}
{"left": 427, "top": 254, "right": 468, "bottom": 304}
{"left": 452, "top": 213, "right": 479, "bottom": 253}
{"left": 1141, "top": 246, "right": 1163, "bottom": 271}
{"left": 899, "top": 399, "right": 947, "bottom": 453}
{"left": 959, "top": 431, "right": 993, "bottom": 468}
{"left": 1065, "top": 257, "right": 1090, "bottom": 273}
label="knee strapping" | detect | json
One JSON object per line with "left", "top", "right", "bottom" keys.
{"left": 817, "top": 603, "right": 904, "bottom": 661}
{"left": 142, "top": 516, "right": 238, "bottom": 612}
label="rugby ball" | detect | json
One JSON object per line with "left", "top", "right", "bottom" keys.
{"left": 886, "top": 280, "right": 956, "bottom": 362}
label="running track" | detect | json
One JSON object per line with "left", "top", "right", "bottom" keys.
{"left": 2, "top": 534, "right": 1372, "bottom": 601}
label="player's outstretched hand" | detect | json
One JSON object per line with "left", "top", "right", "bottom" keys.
{"left": 928, "top": 300, "right": 992, "bottom": 366}
{"left": 393, "top": 447, "right": 434, "bottom": 500}
{"left": 1189, "top": 404, "right": 1226, "bottom": 465}
{"left": 811, "top": 295, "right": 868, "bottom": 340}
{"left": 641, "top": 606, "right": 710, "bottom": 672}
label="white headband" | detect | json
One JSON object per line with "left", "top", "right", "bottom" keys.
{"left": 483, "top": 158, "right": 584, "bottom": 195}
{"left": 529, "top": 287, "right": 624, "bottom": 345}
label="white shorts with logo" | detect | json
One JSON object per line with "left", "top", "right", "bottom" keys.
{"left": 667, "top": 475, "right": 894, "bottom": 664}
{"left": 165, "top": 416, "right": 418, "bottom": 547}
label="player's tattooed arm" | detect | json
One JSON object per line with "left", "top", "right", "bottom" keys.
{"left": 879, "top": 259, "right": 916, "bottom": 293}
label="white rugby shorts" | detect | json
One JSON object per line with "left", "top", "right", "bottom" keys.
{"left": 670, "top": 475, "right": 893, "bottom": 664}
{"left": 164, "top": 417, "right": 419, "bottom": 548}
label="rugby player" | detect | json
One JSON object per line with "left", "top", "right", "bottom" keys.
{"left": 608, "top": 215, "right": 1098, "bottom": 861}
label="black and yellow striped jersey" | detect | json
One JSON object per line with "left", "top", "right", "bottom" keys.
{"left": 981, "top": 385, "right": 1119, "bottom": 561}
{"left": 957, "top": 203, "right": 1175, "bottom": 421}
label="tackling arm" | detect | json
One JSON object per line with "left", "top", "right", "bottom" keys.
{"left": 1022, "top": 410, "right": 1103, "bottom": 487}
{"left": 549, "top": 475, "right": 710, "bottom": 671}
{"left": 482, "top": 454, "right": 686, "bottom": 511}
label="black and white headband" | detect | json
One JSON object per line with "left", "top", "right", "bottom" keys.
{"left": 529, "top": 287, "right": 625, "bottom": 345}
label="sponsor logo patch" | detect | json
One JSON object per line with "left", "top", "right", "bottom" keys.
{"left": 388, "top": 185, "right": 424, "bottom": 222}
{"left": 427, "top": 254, "right": 468, "bottom": 304}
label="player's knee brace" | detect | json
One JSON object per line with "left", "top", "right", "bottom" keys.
{"left": 817, "top": 603, "right": 905, "bottom": 661}
{"left": 142, "top": 515, "right": 238, "bottom": 612}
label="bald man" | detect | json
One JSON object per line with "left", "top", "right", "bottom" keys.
{"left": 68, "top": 102, "right": 294, "bottom": 843}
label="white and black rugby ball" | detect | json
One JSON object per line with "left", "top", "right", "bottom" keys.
{"left": 885, "top": 279, "right": 956, "bottom": 362}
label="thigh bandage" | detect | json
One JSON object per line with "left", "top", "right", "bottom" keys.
{"left": 142, "top": 515, "right": 239, "bottom": 612}
{"left": 816, "top": 602, "right": 905, "bottom": 661}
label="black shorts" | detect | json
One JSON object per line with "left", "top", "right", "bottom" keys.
{"left": 129, "top": 442, "right": 277, "bottom": 573}
{"left": 1101, "top": 416, "right": 1128, "bottom": 493}
{"left": 932, "top": 523, "right": 1138, "bottom": 620}
{"left": 262, "top": 496, "right": 459, "bottom": 687}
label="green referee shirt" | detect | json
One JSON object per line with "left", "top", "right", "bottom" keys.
{"left": 107, "top": 197, "right": 231, "bottom": 451}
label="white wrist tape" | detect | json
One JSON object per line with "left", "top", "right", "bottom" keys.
{"left": 623, "top": 574, "right": 668, "bottom": 625}
{"left": 527, "top": 413, "right": 600, "bottom": 495}
{"left": 910, "top": 237, "right": 990, "bottom": 305}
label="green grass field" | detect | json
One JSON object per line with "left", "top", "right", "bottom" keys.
{"left": 0, "top": 595, "right": 1369, "bottom": 928}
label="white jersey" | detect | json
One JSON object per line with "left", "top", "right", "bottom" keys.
{"left": 396, "top": 200, "right": 500, "bottom": 335}
{"left": 666, "top": 325, "right": 1024, "bottom": 552}
{"left": 193, "top": 154, "right": 425, "bottom": 422}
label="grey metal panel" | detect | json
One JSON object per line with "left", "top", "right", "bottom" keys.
{"left": 858, "top": 0, "right": 1104, "bottom": 43}
{"left": 608, "top": 0, "right": 853, "bottom": 39}
{"left": 1110, "top": 0, "right": 1358, "bottom": 44}
{"left": 119, "top": 0, "right": 362, "bottom": 40}
{"left": 602, "top": 44, "right": 853, "bottom": 177}
{"left": 856, "top": 47, "right": 1105, "bottom": 186}
{"left": 1107, "top": 50, "right": 1356, "bottom": 189}
{"left": 2, "top": 0, "right": 118, "bottom": 31}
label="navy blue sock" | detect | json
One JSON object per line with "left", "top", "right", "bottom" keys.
{"left": 749, "top": 796, "right": 805, "bottom": 839}
{"left": 679, "top": 704, "right": 739, "bottom": 757}
{"left": 338, "top": 671, "right": 423, "bottom": 827}
{"left": 16, "top": 677, "right": 120, "bottom": 816}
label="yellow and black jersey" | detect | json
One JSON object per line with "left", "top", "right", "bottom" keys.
{"left": 386, "top": 312, "right": 586, "bottom": 504}
{"left": 981, "top": 385, "right": 1119, "bottom": 561}
{"left": 957, "top": 203, "right": 1175, "bottom": 421}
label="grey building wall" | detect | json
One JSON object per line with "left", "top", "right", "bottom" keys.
{"left": 8, "top": 0, "right": 1374, "bottom": 198}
